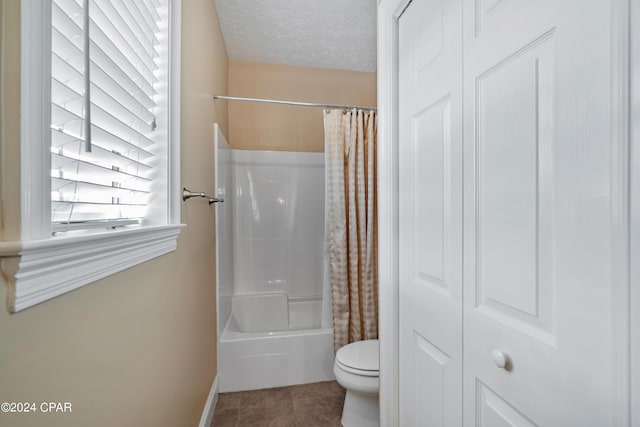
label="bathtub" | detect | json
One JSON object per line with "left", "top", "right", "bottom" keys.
{"left": 218, "top": 293, "right": 336, "bottom": 392}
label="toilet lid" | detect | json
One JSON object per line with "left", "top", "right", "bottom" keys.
{"left": 336, "top": 339, "right": 379, "bottom": 372}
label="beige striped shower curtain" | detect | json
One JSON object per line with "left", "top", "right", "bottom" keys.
{"left": 323, "top": 108, "right": 378, "bottom": 352}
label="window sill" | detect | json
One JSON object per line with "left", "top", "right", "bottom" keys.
{"left": 1, "top": 224, "right": 184, "bottom": 312}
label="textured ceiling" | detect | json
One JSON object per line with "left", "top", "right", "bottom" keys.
{"left": 215, "top": 0, "right": 377, "bottom": 72}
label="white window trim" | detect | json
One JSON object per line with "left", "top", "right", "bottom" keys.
{"left": 12, "top": 225, "right": 183, "bottom": 312}
{"left": 4, "top": 0, "right": 183, "bottom": 312}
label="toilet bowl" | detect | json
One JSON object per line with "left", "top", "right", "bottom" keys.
{"left": 334, "top": 339, "right": 379, "bottom": 427}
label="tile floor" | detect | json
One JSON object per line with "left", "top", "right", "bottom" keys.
{"left": 212, "top": 380, "right": 345, "bottom": 427}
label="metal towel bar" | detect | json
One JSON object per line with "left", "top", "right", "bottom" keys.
{"left": 182, "top": 187, "right": 224, "bottom": 205}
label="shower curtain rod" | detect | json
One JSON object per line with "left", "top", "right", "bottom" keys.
{"left": 213, "top": 95, "right": 377, "bottom": 111}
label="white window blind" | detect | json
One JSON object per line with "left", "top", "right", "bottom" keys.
{"left": 50, "top": 0, "right": 166, "bottom": 233}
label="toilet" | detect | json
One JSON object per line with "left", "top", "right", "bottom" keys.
{"left": 334, "top": 339, "right": 379, "bottom": 427}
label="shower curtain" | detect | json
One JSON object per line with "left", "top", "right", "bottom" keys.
{"left": 324, "top": 108, "right": 378, "bottom": 351}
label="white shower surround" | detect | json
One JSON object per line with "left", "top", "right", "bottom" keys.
{"left": 215, "top": 126, "right": 334, "bottom": 392}
{"left": 232, "top": 149, "right": 325, "bottom": 301}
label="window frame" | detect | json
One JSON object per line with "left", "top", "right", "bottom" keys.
{"left": 10, "top": 0, "right": 183, "bottom": 312}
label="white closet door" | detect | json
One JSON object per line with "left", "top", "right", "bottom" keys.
{"left": 398, "top": 0, "right": 463, "bottom": 425}
{"left": 462, "top": 0, "right": 617, "bottom": 425}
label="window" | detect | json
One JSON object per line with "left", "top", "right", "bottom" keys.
{"left": 51, "top": 0, "right": 165, "bottom": 233}
{"left": 7, "top": 0, "right": 183, "bottom": 312}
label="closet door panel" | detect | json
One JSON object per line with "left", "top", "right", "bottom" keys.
{"left": 398, "top": 0, "right": 464, "bottom": 425}
{"left": 463, "top": 0, "right": 616, "bottom": 425}
{"left": 474, "top": 33, "right": 555, "bottom": 342}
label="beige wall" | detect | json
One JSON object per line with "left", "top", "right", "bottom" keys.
{"left": 0, "top": 1, "right": 228, "bottom": 426}
{"left": 228, "top": 61, "right": 376, "bottom": 152}
{"left": 0, "top": 0, "right": 20, "bottom": 241}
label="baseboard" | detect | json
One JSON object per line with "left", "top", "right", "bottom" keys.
{"left": 198, "top": 374, "right": 219, "bottom": 427}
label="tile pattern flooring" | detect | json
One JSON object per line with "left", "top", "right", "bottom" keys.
{"left": 212, "top": 381, "right": 345, "bottom": 427}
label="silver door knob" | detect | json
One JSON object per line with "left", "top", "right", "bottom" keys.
{"left": 491, "top": 350, "right": 509, "bottom": 369}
